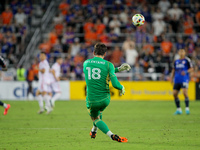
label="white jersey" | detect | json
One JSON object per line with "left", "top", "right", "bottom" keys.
{"left": 50, "top": 62, "right": 61, "bottom": 83}
{"left": 39, "top": 59, "right": 51, "bottom": 84}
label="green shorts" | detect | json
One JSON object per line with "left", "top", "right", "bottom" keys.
{"left": 86, "top": 98, "right": 110, "bottom": 118}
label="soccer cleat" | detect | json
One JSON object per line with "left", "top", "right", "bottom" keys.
{"left": 46, "top": 109, "right": 52, "bottom": 115}
{"left": 38, "top": 109, "right": 44, "bottom": 114}
{"left": 3, "top": 104, "right": 10, "bottom": 115}
{"left": 174, "top": 110, "right": 182, "bottom": 115}
{"left": 90, "top": 131, "right": 97, "bottom": 139}
{"left": 45, "top": 106, "right": 53, "bottom": 115}
{"left": 111, "top": 134, "right": 128, "bottom": 143}
{"left": 46, "top": 107, "right": 53, "bottom": 115}
{"left": 185, "top": 109, "right": 190, "bottom": 115}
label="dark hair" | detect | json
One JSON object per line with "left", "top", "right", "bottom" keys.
{"left": 94, "top": 43, "right": 107, "bottom": 56}
{"left": 178, "top": 49, "right": 185, "bottom": 51}
{"left": 40, "top": 52, "right": 46, "bottom": 55}
{"left": 57, "top": 57, "right": 62, "bottom": 60}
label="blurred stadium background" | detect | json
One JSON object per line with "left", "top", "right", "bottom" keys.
{"left": 0, "top": 0, "right": 199, "bottom": 81}
{"left": 0, "top": 0, "right": 200, "bottom": 100}
{"left": 1, "top": 1, "right": 200, "bottom": 149}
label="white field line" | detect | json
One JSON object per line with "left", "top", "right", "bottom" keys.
{"left": 18, "top": 128, "right": 88, "bottom": 130}
{"left": 16, "top": 128, "right": 189, "bottom": 131}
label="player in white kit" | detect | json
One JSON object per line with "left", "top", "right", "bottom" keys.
{"left": 36, "top": 52, "right": 52, "bottom": 114}
{"left": 49, "top": 57, "right": 63, "bottom": 107}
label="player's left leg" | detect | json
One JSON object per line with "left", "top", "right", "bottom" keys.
{"left": 173, "top": 90, "right": 182, "bottom": 115}
{"left": 0, "top": 101, "right": 10, "bottom": 115}
{"left": 48, "top": 92, "right": 53, "bottom": 108}
{"left": 182, "top": 88, "right": 190, "bottom": 115}
{"left": 88, "top": 101, "right": 109, "bottom": 139}
{"left": 89, "top": 100, "right": 128, "bottom": 142}
{"left": 50, "top": 82, "right": 61, "bottom": 107}
{"left": 87, "top": 99, "right": 104, "bottom": 138}
{"left": 51, "top": 92, "right": 61, "bottom": 107}
{"left": 92, "top": 116, "right": 128, "bottom": 142}
{"left": 90, "top": 111, "right": 102, "bottom": 136}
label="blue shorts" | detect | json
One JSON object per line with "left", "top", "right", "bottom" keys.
{"left": 173, "top": 82, "right": 188, "bottom": 91}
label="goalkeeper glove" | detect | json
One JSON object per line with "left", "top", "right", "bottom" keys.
{"left": 119, "top": 85, "right": 125, "bottom": 96}
{"left": 118, "top": 63, "right": 131, "bottom": 72}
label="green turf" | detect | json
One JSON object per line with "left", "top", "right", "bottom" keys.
{"left": 0, "top": 100, "right": 200, "bottom": 150}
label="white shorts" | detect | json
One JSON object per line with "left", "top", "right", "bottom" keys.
{"left": 50, "top": 82, "right": 61, "bottom": 93}
{"left": 38, "top": 82, "right": 51, "bottom": 92}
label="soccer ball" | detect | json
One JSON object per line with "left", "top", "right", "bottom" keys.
{"left": 132, "top": 14, "right": 145, "bottom": 26}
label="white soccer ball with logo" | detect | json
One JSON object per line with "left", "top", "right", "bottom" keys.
{"left": 132, "top": 14, "right": 145, "bottom": 26}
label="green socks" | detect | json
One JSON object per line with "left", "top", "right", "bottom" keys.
{"left": 93, "top": 112, "right": 103, "bottom": 127}
{"left": 94, "top": 119, "right": 110, "bottom": 134}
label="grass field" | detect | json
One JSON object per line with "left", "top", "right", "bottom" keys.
{"left": 0, "top": 100, "right": 200, "bottom": 150}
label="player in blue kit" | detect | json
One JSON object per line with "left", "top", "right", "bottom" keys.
{"left": 171, "top": 49, "right": 193, "bottom": 115}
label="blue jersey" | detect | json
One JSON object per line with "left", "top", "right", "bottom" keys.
{"left": 174, "top": 57, "right": 192, "bottom": 83}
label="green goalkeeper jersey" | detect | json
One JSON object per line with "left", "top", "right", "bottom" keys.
{"left": 83, "top": 57, "right": 123, "bottom": 103}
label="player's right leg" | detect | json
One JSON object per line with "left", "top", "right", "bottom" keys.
{"left": 36, "top": 89, "right": 44, "bottom": 114}
{"left": 173, "top": 84, "right": 182, "bottom": 115}
{"left": 42, "top": 90, "right": 52, "bottom": 114}
{"left": 0, "top": 101, "right": 10, "bottom": 115}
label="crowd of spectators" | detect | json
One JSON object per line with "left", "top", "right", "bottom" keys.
{"left": 25, "top": 0, "right": 200, "bottom": 81}
{"left": 0, "top": 0, "right": 48, "bottom": 69}
{"left": 0, "top": 0, "right": 34, "bottom": 67}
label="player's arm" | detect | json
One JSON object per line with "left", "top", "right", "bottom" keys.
{"left": 51, "top": 69, "right": 60, "bottom": 81}
{"left": 182, "top": 58, "right": 194, "bottom": 75}
{"left": 187, "top": 58, "right": 193, "bottom": 73}
{"left": 187, "top": 67, "right": 193, "bottom": 73}
{"left": 170, "top": 60, "right": 176, "bottom": 84}
{"left": 183, "top": 66, "right": 194, "bottom": 76}
{"left": 39, "top": 68, "right": 45, "bottom": 74}
{"left": 0, "top": 56, "right": 7, "bottom": 71}
{"left": 170, "top": 68, "right": 175, "bottom": 84}
{"left": 115, "top": 63, "right": 131, "bottom": 73}
{"left": 109, "top": 63, "right": 125, "bottom": 95}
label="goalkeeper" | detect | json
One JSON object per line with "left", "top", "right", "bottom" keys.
{"left": 83, "top": 43, "right": 130, "bottom": 143}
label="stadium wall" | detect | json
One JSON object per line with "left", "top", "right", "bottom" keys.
{"left": 0, "top": 81, "right": 70, "bottom": 100}
{"left": 70, "top": 81, "right": 196, "bottom": 101}
{"left": 0, "top": 81, "right": 196, "bottom": 101}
